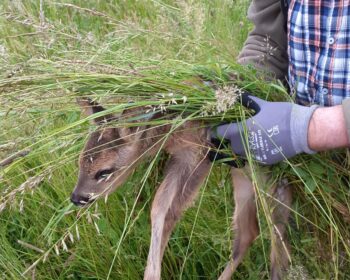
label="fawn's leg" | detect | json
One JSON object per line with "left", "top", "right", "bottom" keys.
{"left": 218, "top": 166, "right": 292, "bottom": 280}
{"left": 144, "top": 149, "right": 210, "bottom": 280}
{"left": 218, "top": 166, "right": 259, "bottom": 280}
{"left": 269, "top": 180, "right": 292, "bottom": 280}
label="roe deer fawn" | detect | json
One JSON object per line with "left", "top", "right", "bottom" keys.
{"left": 71, "top": 98, "right": 292, "bottom": 280}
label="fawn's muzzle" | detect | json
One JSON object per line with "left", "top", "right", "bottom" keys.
{"left": 70, "top": 192, "right": 90, "bottom": 206}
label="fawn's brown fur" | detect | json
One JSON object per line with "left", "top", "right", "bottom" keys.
{"left": 71, "top": 98, "right": 293, "bottom": 280}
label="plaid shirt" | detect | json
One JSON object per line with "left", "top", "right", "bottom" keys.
{"left": 288, "top": 0, "right": 350, "bottom": 106}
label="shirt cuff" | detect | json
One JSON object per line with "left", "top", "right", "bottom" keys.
{"left": 341, "top": 98, "right": 350, "bottom": 142}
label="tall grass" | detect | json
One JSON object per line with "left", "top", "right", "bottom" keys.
{"left": 1, "top": 1, "right": 350, "bottom": 279}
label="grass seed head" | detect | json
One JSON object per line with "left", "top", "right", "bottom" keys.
{"left": 0, "top": 174, "right": 45, "bottom": 213}
{"left": 201, "top": 85, "right": 241, "bottom": 116}
{"left": 54, "top": 244, "right": 59, "bottom": 256}
{"left": 75, "top": 225, "right": 80, "bottom": 241}
{"left": 215, "top": 85, "right": 241, "bottom": 114}
{"left": 285, "top": 265, "right": 310, "bottom": 280}
{"left": 68, "top": 232, "right": 74, "bottom": 243}
{"left": 61, "top": 239, "right": 68, "bottom": 252}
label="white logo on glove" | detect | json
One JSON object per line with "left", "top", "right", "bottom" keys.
{"left": 267, "top": 125, "right": 280, "bottom": 137}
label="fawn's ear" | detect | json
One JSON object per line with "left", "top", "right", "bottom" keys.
{"left": 77, "top": 98, "right": 117, "bottom": 125}
{"left": 118, "top": 105, "right": 155, "bottom": 143}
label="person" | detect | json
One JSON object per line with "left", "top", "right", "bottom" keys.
{"left": 213, "top": 0, "right": 350, "bottom": 165}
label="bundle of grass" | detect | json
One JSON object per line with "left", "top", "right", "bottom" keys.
{"left": 1, "top": 59, "right": 350, "bottom": 279}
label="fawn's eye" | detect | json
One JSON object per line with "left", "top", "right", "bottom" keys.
{"left": 95, "top": 168, "right": 115, "bottom": 181}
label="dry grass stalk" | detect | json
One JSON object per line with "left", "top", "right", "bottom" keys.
{"left": 0, "top": 149, "right": 30, "bottom": 167}
{"left": 54, "top": 59, "right": 147, "bottom": 75}
{"left": 331, "top": 199, "right": 350, "bottom": 224}
{"left": 17, "top": 240, "right": 44, "bottom": 254}
{"left": 0, "top": 142, "right": 16, "bottom": 151}
{"left": 0, "top": 173, "right": 45, "bottom": 213}
{"left": 53, "top": 3, "right": 115, "bottom": 22}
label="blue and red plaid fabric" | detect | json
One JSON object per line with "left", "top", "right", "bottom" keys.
{"left": 288, "top": 0, "right": 350, "bottom": 106}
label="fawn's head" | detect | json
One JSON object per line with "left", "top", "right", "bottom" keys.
{"left": 71, "top": 98, "right": 149, "bottom": 206}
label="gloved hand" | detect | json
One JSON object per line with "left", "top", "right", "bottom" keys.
{"left": 212, "top": 94, "right": 319, "bottom": 165}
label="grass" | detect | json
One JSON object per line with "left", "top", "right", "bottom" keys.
{"left": 1, "top": 1, "right": 350, "bottom": 279}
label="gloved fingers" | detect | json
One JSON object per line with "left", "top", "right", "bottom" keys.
{"left": 209, "top": 130, "right": 245, "bottom": 167}
{"left": 210, "top": 136, "right": 230, "bottom": 149}
{"left": 207, "top": 150, "right": 245, "bottom": 168}
{"left": 240, "top": 92, "right": 265, "bottom": 113}
{"left": 215, "top": 122, "right": 242, "bottom": 140}
{"left": 212, "top": 92, "right": 264, "bottom": 140}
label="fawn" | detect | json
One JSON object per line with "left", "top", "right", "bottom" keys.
{"left": 71, "top": 97, "right": 292, "bottom": 280}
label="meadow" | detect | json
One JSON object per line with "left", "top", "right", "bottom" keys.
{"left": 1, "top": 1, "right": 350, "bottom": 279}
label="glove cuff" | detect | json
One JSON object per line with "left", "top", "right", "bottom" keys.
{"left": 290, "top": 104, "right": 319, "bottom": 154}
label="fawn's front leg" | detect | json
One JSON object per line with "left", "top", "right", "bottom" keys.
{"left": 144, "top": 149, "right": 210, "bottom": 280}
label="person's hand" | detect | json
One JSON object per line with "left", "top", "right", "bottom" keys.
{"left": 212, "top": 94, "right": 319, "bottom": 165}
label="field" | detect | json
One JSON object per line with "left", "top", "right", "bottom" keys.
{"left": 1, "top": 1, "right": 350, "bottom": 279}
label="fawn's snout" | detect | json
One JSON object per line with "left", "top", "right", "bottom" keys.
{"left": 70, "top": 191, "right": 92, "bottom": 206}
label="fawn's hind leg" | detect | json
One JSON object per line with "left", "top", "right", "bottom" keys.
{"left": 144, "top": 148, "right": 210, "bottom": 280}
{"left": 218, "top": 167, "right": 293, "bottom": 280}
{"left": 269, "top": 180, "right": 292, "bottom": 280}
{"left": 218, "top": 166, "right": 259, "bottom": 280}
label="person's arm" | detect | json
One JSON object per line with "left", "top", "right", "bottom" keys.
{"left": 213, "top": 2, "right": 350, "bottom": 165}
{"left": 308, "top": 106, "right": 349, "bottom": 151}
{"left": 238, "top": 0, "right": 288, "bottom": 80}
{"left": 342, "top": 99, "right": 350, "bottom": 147}
{"left": 213, "top": 95, "right": 350, "bottom": 166}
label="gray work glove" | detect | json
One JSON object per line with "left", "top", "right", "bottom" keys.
{"left": 213, "top": 94, "right": 319, "bottom": 165}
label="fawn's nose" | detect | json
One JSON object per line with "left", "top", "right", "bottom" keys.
{"left": 70, "top": 192, "right": 89, "bottom": 206}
